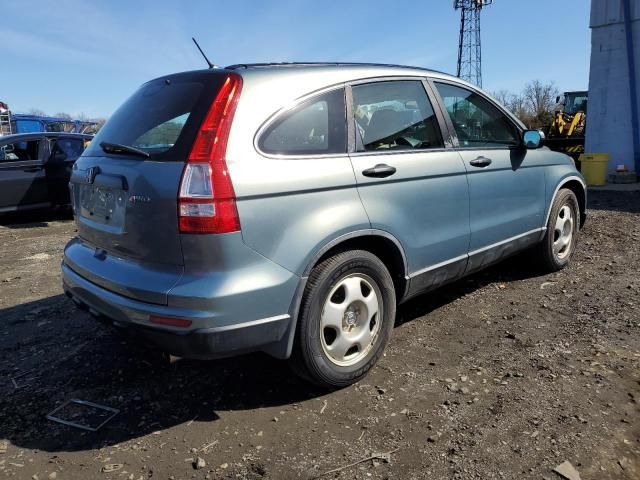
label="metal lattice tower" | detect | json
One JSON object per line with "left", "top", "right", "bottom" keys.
{"left": 455, "top": 0, "right": 492, "bottom": 87}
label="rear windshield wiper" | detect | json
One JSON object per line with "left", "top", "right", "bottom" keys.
{"left": 100, "top": 142, "right": 150, "bottom": 159}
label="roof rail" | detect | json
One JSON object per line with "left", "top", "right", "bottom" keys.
{"left": 224, "top": 62, "right": 447, "bottom": 75}
{"left": 225, "top": 62, "right": 342, "bottom": 69}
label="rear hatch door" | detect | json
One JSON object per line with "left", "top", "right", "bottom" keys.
{"left": 67, "top": 71, "right": 231, "bottom": 302}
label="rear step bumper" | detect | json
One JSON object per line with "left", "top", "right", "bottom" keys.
{"left": 62, "top": 264, "right": 293, "bottom": 360}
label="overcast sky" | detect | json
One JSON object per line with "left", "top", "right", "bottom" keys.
{"left": 1, "top": 0, "right": 591, "bottom": 118}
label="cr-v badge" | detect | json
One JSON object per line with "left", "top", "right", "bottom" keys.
{"left": 129, "top": 195, "right": 151, "bottom": 204}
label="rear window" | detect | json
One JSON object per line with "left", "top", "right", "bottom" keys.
{"left": 85, "top": 71, "right": 229, "bottom": 161}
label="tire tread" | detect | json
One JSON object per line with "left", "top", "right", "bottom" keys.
{"left": 290, "top": 250, "right": 395, "bottom": 388}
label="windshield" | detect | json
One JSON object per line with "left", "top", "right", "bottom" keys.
{"left": 85, "top": 71, "right": 228, "bottom": 160}
{"left": 564, "top": 93, "right": 588, "bottom": 115}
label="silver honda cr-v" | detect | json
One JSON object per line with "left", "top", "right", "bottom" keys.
{"left": 62, "top": 63, "right": 586, "bottom": 387}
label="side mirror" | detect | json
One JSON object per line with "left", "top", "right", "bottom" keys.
{"left": 523, "top": 130, "right": 543, "bottom": 149}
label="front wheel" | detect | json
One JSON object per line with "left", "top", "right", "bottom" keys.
{"left": 290, "top": 250, "right": 396, "bottom": 388}
{"left": 535, "top": 188, "right": 580, "bottom": 272}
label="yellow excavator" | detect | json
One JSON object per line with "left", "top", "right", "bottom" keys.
{"left": 544, "top": 91, "right": 587, "bottom": 168}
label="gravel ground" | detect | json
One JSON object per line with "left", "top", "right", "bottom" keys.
{"left": 0, "top": 191, "right": 639, "bottom": 480}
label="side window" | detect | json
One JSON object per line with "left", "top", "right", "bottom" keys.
{"left": 351, "top": 80, "right": 443, "bottom": 152}
{"left": 434, "top": 82, "right": 519, "bottom": 148}
{"left": 51, "top": 138, "right": 84, "bottom": 161}
{"left": 259, "top": 88, "right": 346, "bottom": 155}
{"left": 0, "top": 140, "right": 40, "bottom": 162}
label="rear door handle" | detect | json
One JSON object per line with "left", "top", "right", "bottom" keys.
{"left": 469, "top": 157, "right": 492, "bottom": 168}
{"left": 362, "top": 164, "right": 397, "bottom": 178}
{"left": 23, "top": 167, "right": 42, "bottom": 173}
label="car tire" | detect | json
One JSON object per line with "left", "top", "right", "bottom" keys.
{"left": 290, "top": 250, "right": 396, "bottom": 388}
{"left": 535, "top": 188, "right": 580, "bottom": 272}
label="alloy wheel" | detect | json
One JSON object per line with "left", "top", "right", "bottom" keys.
{"left": 320, "top": 274, "right": 382, "bottom": 367}
{"left": 553, "top": 204, "right": 574, "bottom": 260}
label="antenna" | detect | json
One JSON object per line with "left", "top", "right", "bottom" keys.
{"left": 192, "top": 37, "right": 215, "bottom": 69}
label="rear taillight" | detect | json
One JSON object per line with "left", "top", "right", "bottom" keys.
{"left": 178, "top": 74, "right": 242, "bottom": 234}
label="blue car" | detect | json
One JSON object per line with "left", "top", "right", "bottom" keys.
{"left": 62, "top": 63, "right": 586, "bottom": 387}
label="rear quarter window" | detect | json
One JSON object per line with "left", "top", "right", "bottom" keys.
{"left": 258, "top": 88, "right": 347, "bottom": 156}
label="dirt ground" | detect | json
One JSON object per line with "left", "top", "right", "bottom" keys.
{"left": 0, "top": 190, "right": 639, "bottom": 480}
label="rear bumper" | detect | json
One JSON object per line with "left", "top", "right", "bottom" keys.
{"left": 62, "top": 262, "right": 296, "bottom": 360}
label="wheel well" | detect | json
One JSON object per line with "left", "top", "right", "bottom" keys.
{"left": 561, "top": 180, "right": 587, "bottom": 227}
{"left": 313, "top": 235, "right": 408, "bottom": 300}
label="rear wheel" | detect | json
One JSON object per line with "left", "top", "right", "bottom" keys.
{"left": 291, "top": 250, "right": 396, "bottom": 388}
{"left": 535, "top": 189, "right": 580, "bottom": 272}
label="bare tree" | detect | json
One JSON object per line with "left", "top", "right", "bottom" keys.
{"left": 28, "top": 108, "right": 47, "bottom": 117}
{"left": 491, "top": 90, "right": 532, "bottom": 125}
{"left": 507, "top": 94, "right": 530, "bottom": 125}
{"left": 90, "top": 117, "right": 107, "bottom": 133}
{"left": 491, "top": 89, "right": 512, "bottom": 107}
{"left": 487, "top": 80, "right": 560, "bottom": 128}
{"left": 54, "top": 112, "right": 73, "bottom": 120}
{"left": 523, "top": 80, "right": 559, "bottom": 128}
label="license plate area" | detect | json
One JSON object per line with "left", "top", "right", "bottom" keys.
{"left": 78, "top": 184, "right": 126, "bottom": 230}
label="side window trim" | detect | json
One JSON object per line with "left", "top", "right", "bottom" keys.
{"left": 37, "top": 137, "right": 47, "bottom": 163}
{"left": 255, "top": 84, "right": 348, "bottom": 159}
{"left": 346, "top": 77, "right": 448, "bottom": 155}
{"left": 345, "top": 85, "right": 366, "bottom": 153}
{"left": 425, "top": 78, "right": 460, "bottom": 148}
{"left": 345, "top": 85, "right": 356, "bottom": 154}
{"left": 428, "top": 78, "right": 523, "bottom": 150}
{"left": 421, "top": 79, "right": 456, "bottom": 149}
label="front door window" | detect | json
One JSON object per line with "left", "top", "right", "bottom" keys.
{"left": 351, "top": 80, "right": 443, "bottom": 152}
{"left": 434, "top": 82, "right": 519, "bottom": 148}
